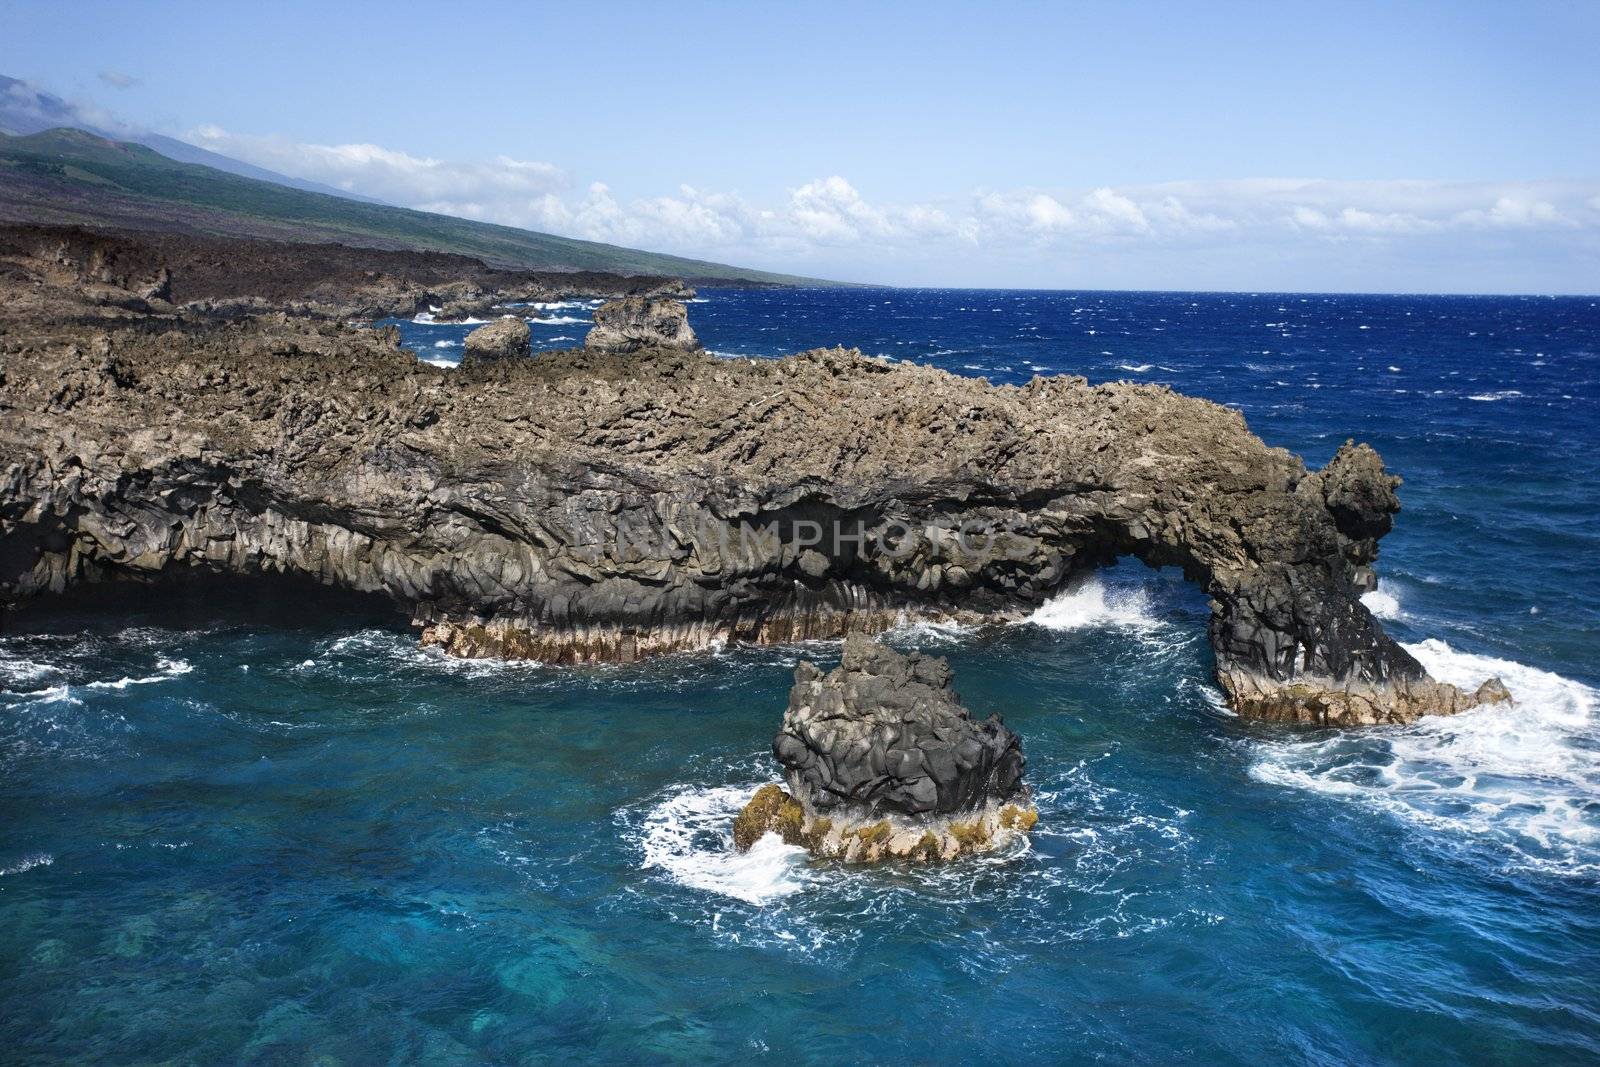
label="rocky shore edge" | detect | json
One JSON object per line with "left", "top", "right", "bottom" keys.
{"left": 0, "top": 224, "right": 1512, "bottom": 726}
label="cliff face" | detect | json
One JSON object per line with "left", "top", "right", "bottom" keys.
{"left": 0, "top": 228, "right": 1507, "bottom": 725}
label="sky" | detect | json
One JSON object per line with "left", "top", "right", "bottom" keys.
{"left": 3, "top": 0, "right": 1598, "bottom": 292}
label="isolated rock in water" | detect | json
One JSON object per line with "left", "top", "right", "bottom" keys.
{"left": 735, "top": 636, "right": 1037, "bottom": 863}
{"left": 780, "top": 634, "right": 1024, "bottom": 815}
{"left": 584, "top": 296, "right": 699, "bottom": 352}
{"left": 462, "top": 315, "right": 531, "bottom": 363}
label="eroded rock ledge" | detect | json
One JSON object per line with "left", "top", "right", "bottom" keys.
{"left": 733, "top": 635, "right": 1037, "bottom": 863}
{"left": 0, "top": 228, "right": 1511, "bottom": 725}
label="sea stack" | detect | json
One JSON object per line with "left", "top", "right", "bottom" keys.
{"left": 584, "top": 296, "right": 700, "bottom": 352}
{"left": 733, "top": 635, "right": 1038, "bottom": 863}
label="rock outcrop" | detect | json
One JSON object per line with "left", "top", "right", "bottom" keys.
{"left": 462, "top": 315, "right": 531, "bottom": 363}
{"left": 0, "top": 224, "right": 691, "bottom": 323}
{"left": 0, "top": 226, "right": 1511, "bottom": 726}
{"left": 777, "top": 635, "right": 1025, "bottom": 816}
{"left": 733, "top": 636, "right": 1037, "bottom": 862}
{"left": 584, "top": 296, "right": 700, "bottom": 352}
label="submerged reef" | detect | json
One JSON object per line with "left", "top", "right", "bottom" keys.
{"left": 733, "top": 635, "right": 1038, "bottom": 863}
{"left": 0, "top": 224, "right": 1512, "bottom": 724}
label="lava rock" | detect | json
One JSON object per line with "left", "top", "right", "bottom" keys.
{"left": 775, "top": 634, "right": 1026, "bottom": 817}
{"left": 584, "top": 297, "right": 699, "bottom": 352}
{"left": 0, "top": 225, "right": 1512, "bottom": 725}
{"left": 462, "top": 315, "right": 531, "bottom": 363}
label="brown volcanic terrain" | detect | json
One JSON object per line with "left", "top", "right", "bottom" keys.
{"left": 0, "top": 226, "right": 1509, "bottom": 725}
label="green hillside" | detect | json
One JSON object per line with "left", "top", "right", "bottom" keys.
{"left": 0, "top": 128, "right": 838, "bottom": 285}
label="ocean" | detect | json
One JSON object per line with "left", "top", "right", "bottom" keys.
{"left": 3, "top": 288, "right": 1597, "bottom": 1063}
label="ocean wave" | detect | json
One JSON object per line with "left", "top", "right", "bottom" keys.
{"left": 885, "top": 616, "right": 979, "bottom": 647}
{"left": 9, "top": 684, "right": 82, "bottom": 706}
{"left": 1468, "top": 390, "right": 1524, "bottom": 402}
{"left": 0, "top": 853, "right": 53, "bottom": 877}
{"left": 1026, "top": 577, "right": 1160, "bottom": 631}
{"left": 1249, "top": 639, "right": 1599, "bottom": 876}
{"left": 84, "top": 658, "right": 193, "bottom": 691}
{"left": 1360, "top": 581, "right": 1405, "bottom": 621}
{"left": 632, "top": 782, "right": 813, "bottom": 905}
{"left": 420, "top": 357, "right": 458, "bottom": 369}
{"left": 528, "top": 315, "right": 587, "bottom": 326}
{"left": 529, "top": 300, "right": 588, "bottom": 311}
{"left": 432, "top": 339, "right": 459, "bottom": 348}
{"left": 1116, "top": 362, "right": 1153, "bottom": 373}
{"left": 0, "top": 651, "right": 60, "bottom": 687}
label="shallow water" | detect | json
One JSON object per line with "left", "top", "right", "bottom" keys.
{"left": 6, "top": 289, "right": 1600, "bottom": 1063}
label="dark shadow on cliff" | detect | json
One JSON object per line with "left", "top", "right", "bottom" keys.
{"left": 2, "top": 573, "right": 407, "bottom": 639}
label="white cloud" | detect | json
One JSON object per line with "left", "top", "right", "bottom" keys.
{"left": 1454, "top": 195, "right": 1566, "bottom": 228}
{"left": 185, "top": 126, "right": 568, "bottom": 208}
{"left": 174, "top": 124, "right": 1600, "bottom": 290}
{"left": 97, "top": 71, "right": 141, "bottom": 90}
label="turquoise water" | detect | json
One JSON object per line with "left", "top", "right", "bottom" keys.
{"left": 5, "top": 290, "right": 1599, "bottom": 1063}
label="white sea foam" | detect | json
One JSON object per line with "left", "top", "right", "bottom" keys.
{"left": 411, "top": 311, "right": 436, "bottom": 324}
{"left": 420, "top": 357, "right": 458, "bottom": 369}
{"left": 528, "top": 315, "right": 587, "bottom": 326}
{"left": 433, "top": 339, "right": 459, "bottom": 348}
{"left": 1250, "top": 639, "right": 1600, "bottom": 875}
{"left": 530, "top": 300, "right": 587, "bottom": 311}
{"left": 1026, "top": 577, "right": 1159, "bottom": 631}
{"left": 634, "top": 783, "right": 812, "bottom": 904}
{"left": 0, "top": 853, "right": 53, "bottom": 877}
{"left": 0, "top": 651, "right": 60, "bottom": 686}
{"left": 1468, "top": 390, "right": 1524, "bottom": 402}
{"left": 13, "top": 684, "right": 82, "bottom": 706}
{"left": 1116, "top": 362, "right": 1153, "bottom": 373}
{"left": 1360, "top": 581, "right": 1404, "bottom": 620}
{"left": 84, "top": 658, "right": 192, "bottom": 691}
{"left": 887, "top": 616, "right": 978, "bottom": 646}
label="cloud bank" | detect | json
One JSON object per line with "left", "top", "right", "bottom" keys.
{"left": 183, "top": 124, "right": 1600, "bottom": 291}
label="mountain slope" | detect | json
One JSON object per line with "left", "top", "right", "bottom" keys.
{"left": 0, "top": 128, "right": 838, "bottom": 285}
{"left": 0, "top": 75, "right": 385, "bottom": 204}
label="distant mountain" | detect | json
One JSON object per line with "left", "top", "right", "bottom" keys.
{"left": 0, "top": 128, "right": 837, "bottom": 286}
{"left": 0, "top": 75, "right": 386, "bottom": 205}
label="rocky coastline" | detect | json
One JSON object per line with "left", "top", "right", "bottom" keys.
{"left": 0, "top": 225, "right": 1511, "bottom": 725}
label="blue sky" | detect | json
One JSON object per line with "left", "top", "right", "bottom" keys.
{"left": 3, "top": 0, "right": 1598, "bottom": 291}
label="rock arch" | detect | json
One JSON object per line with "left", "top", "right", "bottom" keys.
{"left": 1, "top": 317, "right": 1507, "bottom": 725}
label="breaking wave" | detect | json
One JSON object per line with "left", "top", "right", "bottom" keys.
{"left": 1250, "top": 639, "right": 1599, "bottom": 876}
{"left": 630, "top": 782, "right": 813, "bottom": 905}
{"left": 0, "top": 853, "right": 53, "bottom": 877}
{"left": 1360, "top": 581, "right": 1404, "bottom": 620}
{"left": 1026, "top": 577, "right": 1160, "bottom": 631}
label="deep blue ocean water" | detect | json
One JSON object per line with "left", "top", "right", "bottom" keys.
{"left": 4, "top": 289, "right": 1598, "bottom": 1064}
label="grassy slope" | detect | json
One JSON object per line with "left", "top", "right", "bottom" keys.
{"left": 0, "top": 128, "right": 838, "bottom": 285}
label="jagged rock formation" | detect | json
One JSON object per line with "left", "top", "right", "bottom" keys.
{"left": 777, "top": 635, "right": 1025, "bottom": 816}
{"left": 733, "top": 635, "right": 1036, "bottom": 863}
{"left": 584, "top": 296, "right": 700, "bottom": 352}
{"left": 462, "top": 316, "right": 531, "bottom": 363}
{"left": 0, "top": 227, "right": 1511, "bottom": 725}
